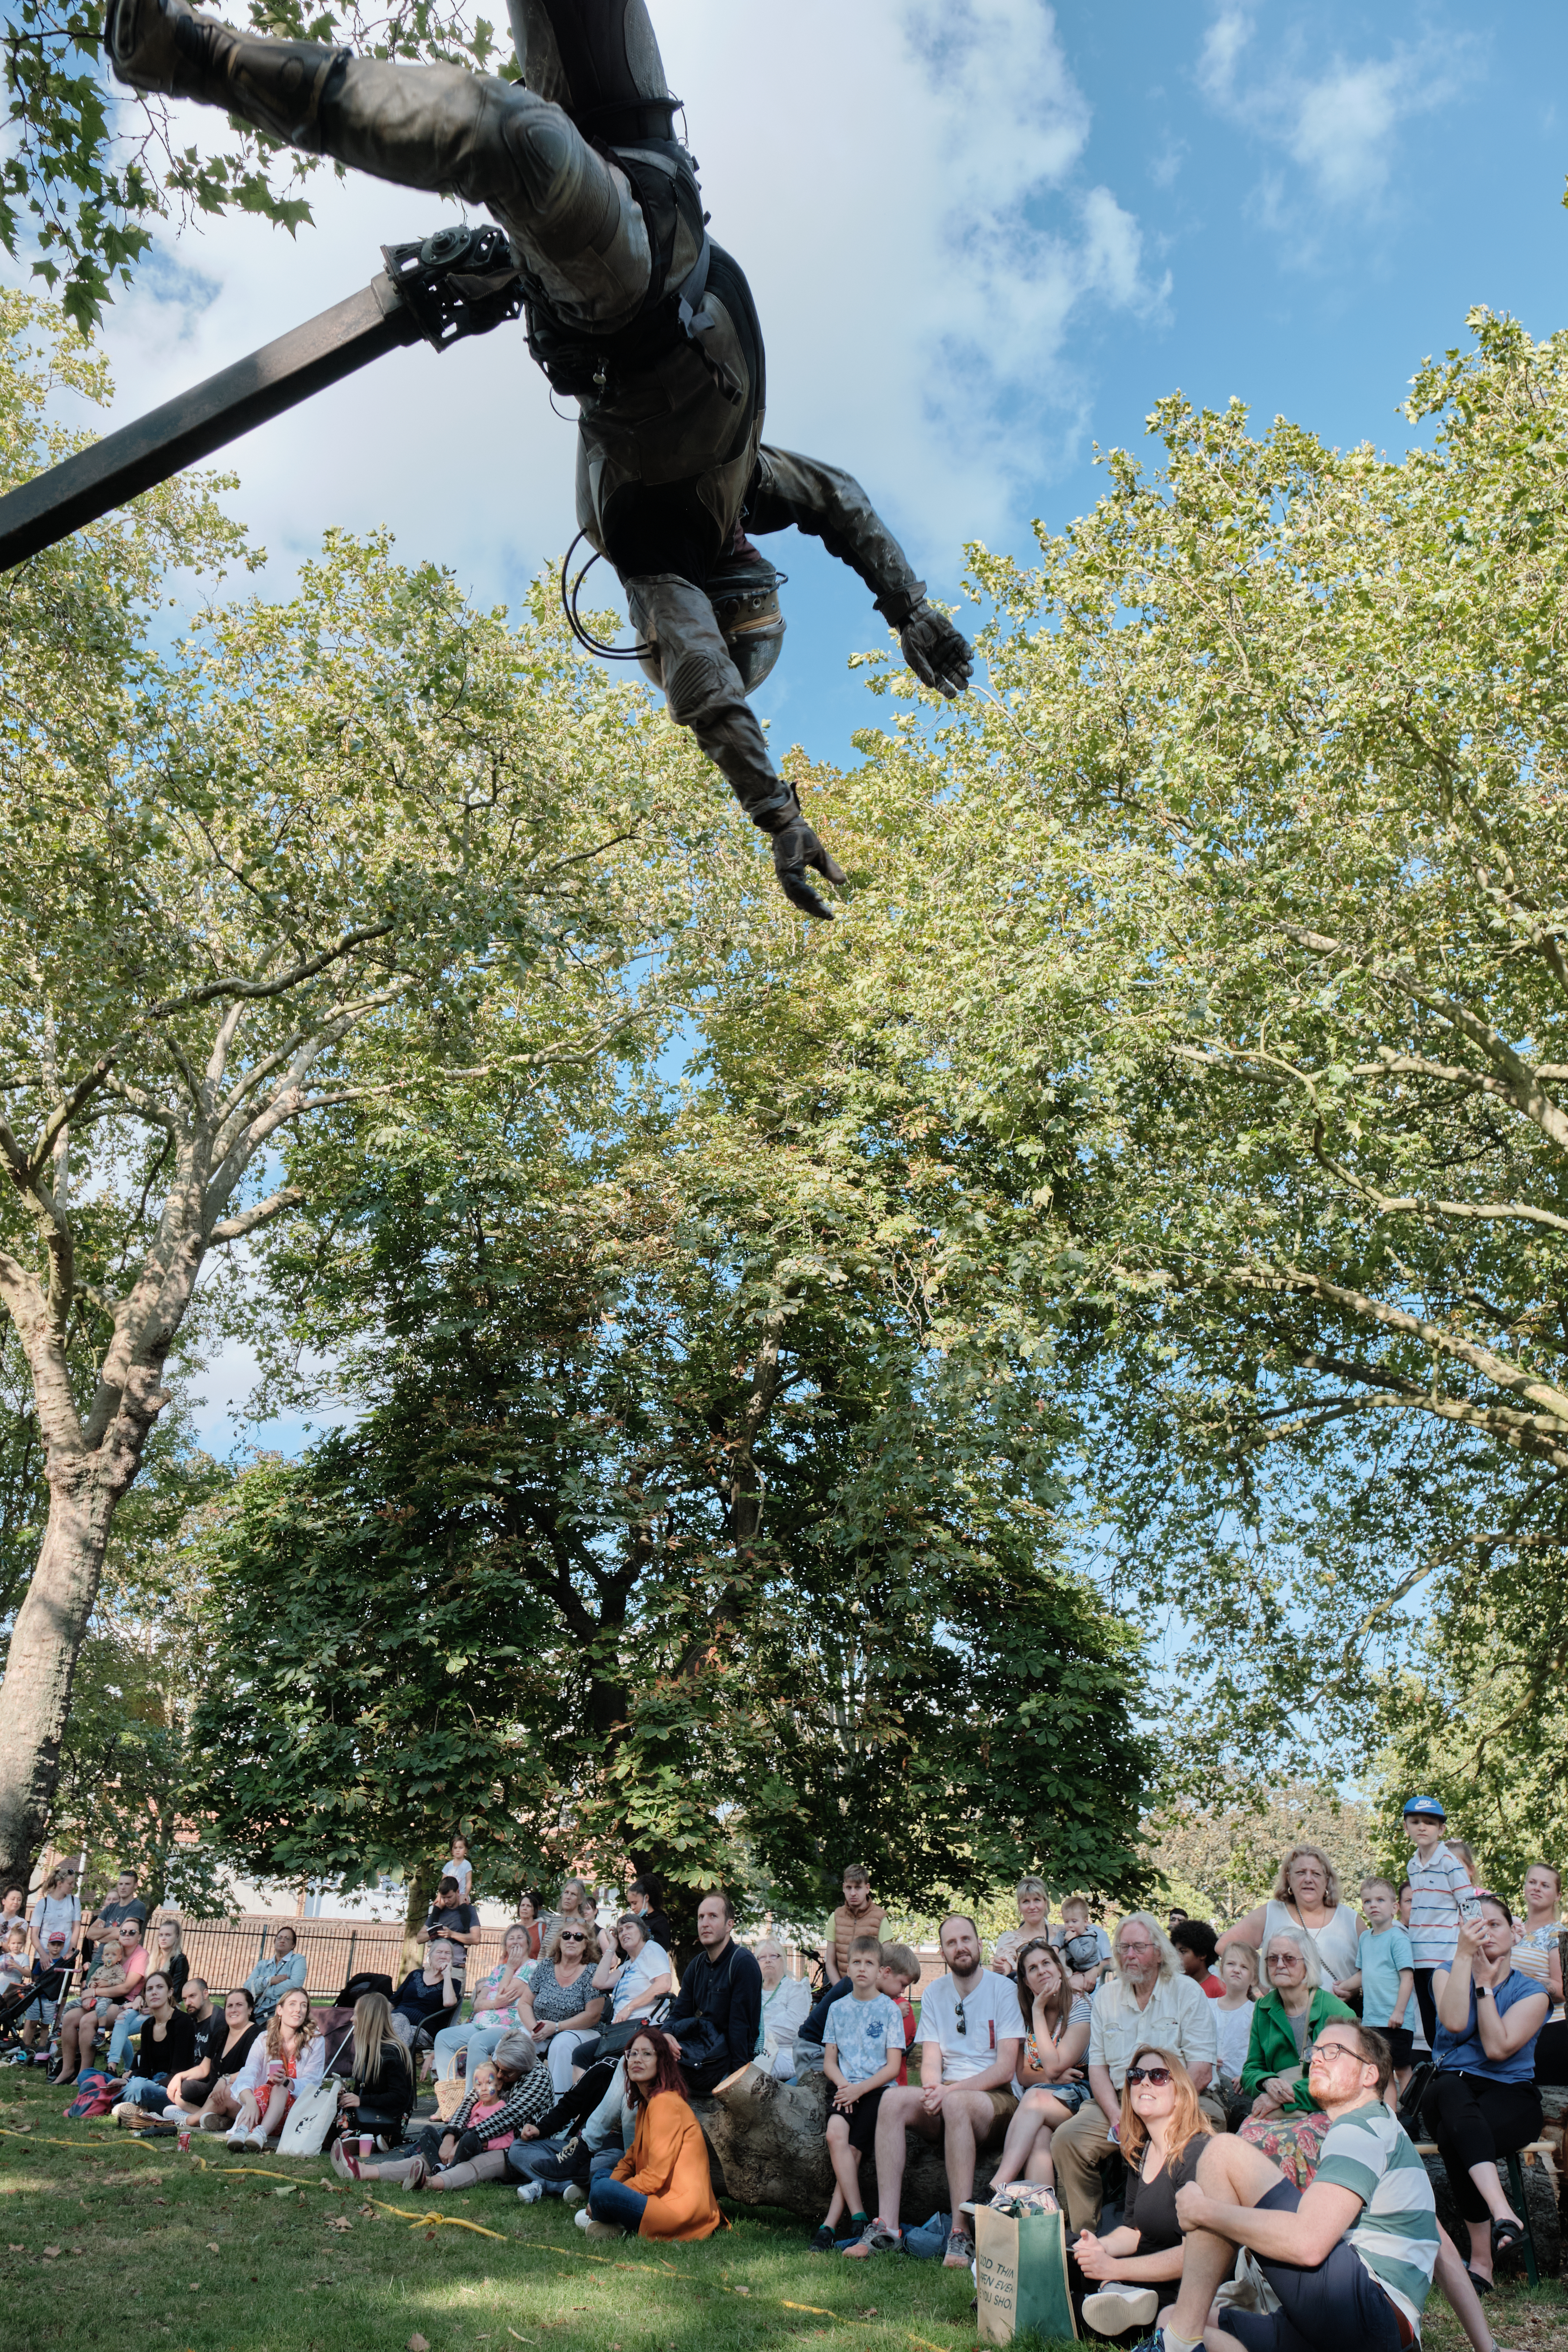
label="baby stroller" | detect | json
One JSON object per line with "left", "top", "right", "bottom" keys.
{"left": 0, "top": 1958, "right": 72, "bottom": 2061}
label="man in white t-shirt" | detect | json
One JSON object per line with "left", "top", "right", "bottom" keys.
{"left": 845, "top": 1914, "right": 1021, "bottom": 2271}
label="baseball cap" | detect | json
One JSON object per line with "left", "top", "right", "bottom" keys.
{"left": 1401, "top": 1794, "right": 1446, "bottom": 1820}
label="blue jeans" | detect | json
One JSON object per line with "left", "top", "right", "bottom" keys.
{"left": 432, "top": 2021, "right": 511, "bottom": 2081}
{"left": 121, "top": 2074, "right": 172, "bottom": 2112}
{"left": 588, "top": 2172, "right": 647, "bottom": 2233}
{"left": 108, "top": 2011, "right": 145, "bottom": 2071}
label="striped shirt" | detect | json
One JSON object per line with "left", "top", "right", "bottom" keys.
{"left": 1406, "top": 1843, "right": 1471, "bottom": 1969}
{"left": 1315, "top": 2101, "right": 1437, "bottom": 2334}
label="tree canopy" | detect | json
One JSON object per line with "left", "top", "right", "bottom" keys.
{"left": 185, "top": 1018, "right": 1155, "bottom": 1924}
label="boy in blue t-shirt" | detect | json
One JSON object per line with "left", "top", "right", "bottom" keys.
{"left": 810, "top": 1935, "right": 907, "bottom": 2253}
{"left": 1355, "top": 1875, "right": 1416, "bottom": 2086}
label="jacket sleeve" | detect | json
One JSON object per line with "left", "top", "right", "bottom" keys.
{"left": 726, "top": 1952, "right": 763, "bottom": 2070}
{"left": 1239, "top": 1998, "right": 1274, "bottom": 2098}
{"left": 747, "top": 446, "right": 927, "bottom": 622}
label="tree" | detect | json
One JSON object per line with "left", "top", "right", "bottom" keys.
{"left": 800, "top": 307, "right": 1568, "bottom": 1781}
{"left": 183, "top": 1036, "right": 1156, "bottom": 1927}
{"left": 44, "top": 1417, "right": 234, "bottom": 1911}
{"left": 1144, "top": 1781, "right": 1377, "bottom": 1926}
{"left": 0, "top": 292, "right": 717, "bottom": 1888}
{"left": 2, "top": 0, "right": 509, "bottom": 328}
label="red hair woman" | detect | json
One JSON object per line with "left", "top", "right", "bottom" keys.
{"left": 579, "top": 2026, "right": 726, "bottom": 2242}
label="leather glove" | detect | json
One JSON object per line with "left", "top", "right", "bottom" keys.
{"left": 771, "top": 814, "right": 848, "bottom": 921}
{"left": 899, "top": 602, "right": 973, "bottom": 698}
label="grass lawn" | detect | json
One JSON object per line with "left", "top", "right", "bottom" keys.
{"left": 2, "top": 2070, "right": 1566, "bottom": 2352}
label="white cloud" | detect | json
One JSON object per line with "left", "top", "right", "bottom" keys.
{"left": 1197, "top": 3, "right": 1472, "bottom": 232}
{"left": 73, "top": 0, "right": 1163, "bottom": 612}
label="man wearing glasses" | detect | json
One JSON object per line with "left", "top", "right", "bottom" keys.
{"left": 1054, "top": 1912, "right": 1221, "bottom": 2236}
{"left": 848, "top": 1914, "right": 1022, "bottom": 2269}
{"left": 1150, "top": 2023, "right": 1436, "bottom": 2352}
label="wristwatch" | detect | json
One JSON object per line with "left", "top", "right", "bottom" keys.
{"left": 1475, "top": 1982, "right": 1492, "bottom": 1999}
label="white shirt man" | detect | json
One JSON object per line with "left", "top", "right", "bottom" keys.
{"left": 1052, "top": 1911, "right": 1220, "bottom": 2235}
{"left": 846, "top": 1913, "right": 1021, "bottom": 2270}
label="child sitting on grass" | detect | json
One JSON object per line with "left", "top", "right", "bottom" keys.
{"left": 811, "top": 1936, "right": 908, "bottom": 2253}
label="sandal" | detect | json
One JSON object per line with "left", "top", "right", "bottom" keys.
{"left": 1490, "top": 2214, "right": 1526, "bottom": 2259}
{"left": 1465, "top": 2266, "right": 1494, "bottom": 2296}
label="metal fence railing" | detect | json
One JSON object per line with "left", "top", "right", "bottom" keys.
{"left": 174, "top": 1918, "right": 525, "bottom": 2002}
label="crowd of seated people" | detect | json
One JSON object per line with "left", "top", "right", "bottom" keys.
{"left": 13, "top": 1803, "right": 1562, "bottom": 2350}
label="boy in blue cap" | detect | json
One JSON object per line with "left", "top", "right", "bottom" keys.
{"left": 1403, "top": 1796, "right": 1472, "bottom": 2049}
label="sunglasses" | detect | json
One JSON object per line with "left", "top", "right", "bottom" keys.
{"left": 559, "top": 1930, "right": 588, "bottom": 1942}
{"left": 953, "top": 1995, "right": 967, "bottom": 2036}
{"left": 1125, "top": 2065, "right": 1172, "bottom": 2087}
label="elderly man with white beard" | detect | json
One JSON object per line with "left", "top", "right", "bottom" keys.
{"left": 1052, "top": 1910, "right": 1223, "bottom": 2237}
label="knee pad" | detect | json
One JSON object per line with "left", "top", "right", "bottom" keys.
{"left": 661, "top": 646, "right": 731, "bottom": 728}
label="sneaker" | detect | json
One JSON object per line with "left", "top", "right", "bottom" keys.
{"left": 579, "top": 2218, "right": 626, "bottom": 2240}
{"left": 942, "top": 2227, "right": 974, "bottom": 2270}
{"left": 562, "top": 2183, "right": 587, "bottom": 2208}
{"left": 197, "top": 2112, "right": 227, "bottom": 2133}
{"left": 1082, "top": 2285, "right": 1160, "bottom": 2336}
{"left": 842, "top": 2221, "right": 901, "bottom": 2258}
{"left": 516, "top": 2181, "right": 544, "bottom": 2203}
{"left": 331, "top": 2139, "right": 361, "bottom": 2183}
{"left": 808, "top": 2224, "right": 836, "bottom": 2254}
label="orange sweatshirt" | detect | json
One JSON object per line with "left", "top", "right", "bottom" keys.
{"left": 613, "top": 2090, "right": 726, "bottom": 2240}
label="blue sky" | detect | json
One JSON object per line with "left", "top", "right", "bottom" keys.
{"left": 77, "top": 0, "right": 1568, "bottom": 1448}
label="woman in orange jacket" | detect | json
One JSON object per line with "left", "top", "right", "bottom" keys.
{"left": 580, "top": 2026, "right": 726, "bottom": 2241}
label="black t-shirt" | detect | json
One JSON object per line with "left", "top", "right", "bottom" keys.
{"left": 1123, "top": 2138, "right": 1206, "bottom": 2257}
{"left": 195, "top": 2018, "right": 262, "bottom": 2082}
{"left": 132, "top": 2007, "right": 198, "bottom": 2080}
{"left": 637, "top": 1908, "right": 675, "bottom": 1954}
{"left": 395, "top": 1966, "right": 456, "bottom": 2024}
{"left": 85, "top": 1897, "right": 148, "bottom": 1960}
{"left": 423, "top": 1902, "right": 478, "bottom": 1943}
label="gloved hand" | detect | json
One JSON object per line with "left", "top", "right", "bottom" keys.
{"left": 771, "top": 814, "right": 848, "bottom": 920}
{"left": 899, "top": 601, "right": 973, "bottom": 698}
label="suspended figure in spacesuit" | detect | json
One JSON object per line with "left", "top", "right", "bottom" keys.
{"left": 103, "top": 0, "right": 975, "bottom": 917}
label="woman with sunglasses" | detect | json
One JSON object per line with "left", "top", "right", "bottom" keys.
{"left": 986, "top": 1939, "right": 1091, "bottom": 2194}
{"left": 514, "top": 1919, "right": 607, "bottom": 2094}
{"left": 1236, "top": 1927, "right": 1356, "bottom": 2186}
{"left": 1070, "top": 2043, "right": 1214, "bottom": 2339}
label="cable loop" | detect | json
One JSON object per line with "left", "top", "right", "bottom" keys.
{"left": 559, "top": 532, "right": 654, "bottom": 662}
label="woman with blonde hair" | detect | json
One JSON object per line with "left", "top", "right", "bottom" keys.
{"left": 336, "top": 1991, "right": 414, "bottom": 2150}
{"left": 514, "top": 1917, "right": 606, "bottom": 2094}
{"left": 227, "top": 1985, "right": 324, "bottom": 2149}
{"left": 990, "top": 1878, "right": 1053, "bottom": 1976}
{"left": 1071, "top": 2043, "right": 1213, "bottom": 2339}
{"left": 1515, "top": 1862, "right": 1566, "bottom": 2086}
{"left": 1219, "top": 1843, "right": 1363, "bottom": 1998}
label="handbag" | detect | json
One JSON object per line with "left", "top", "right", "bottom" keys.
{"left": 1396, "top": 2058, "right": 1434, "bottom": 2141}
{"left": 668, "top": 2013, "right": 725, "bottom": 2071}
{"left": 975, "top": 2199, "right": 1078, "bottom": 2342}
{"left": 584, "top": 1998, "right": 671, "bottom": 2066}
{"left": 276, "top": 2029, "right": 355, "bottom": 2158}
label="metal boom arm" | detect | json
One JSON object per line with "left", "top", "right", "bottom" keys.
{"left": 0, "top": 226, "right": 525, "bottom": 576}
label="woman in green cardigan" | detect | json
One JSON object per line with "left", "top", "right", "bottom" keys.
{"left": 1236, "top": 1928, "right": 1357, "bottom": 2186}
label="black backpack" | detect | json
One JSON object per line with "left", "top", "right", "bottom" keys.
{"left": 336, "top": 1969, "right": 394, "bottom": 2008}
